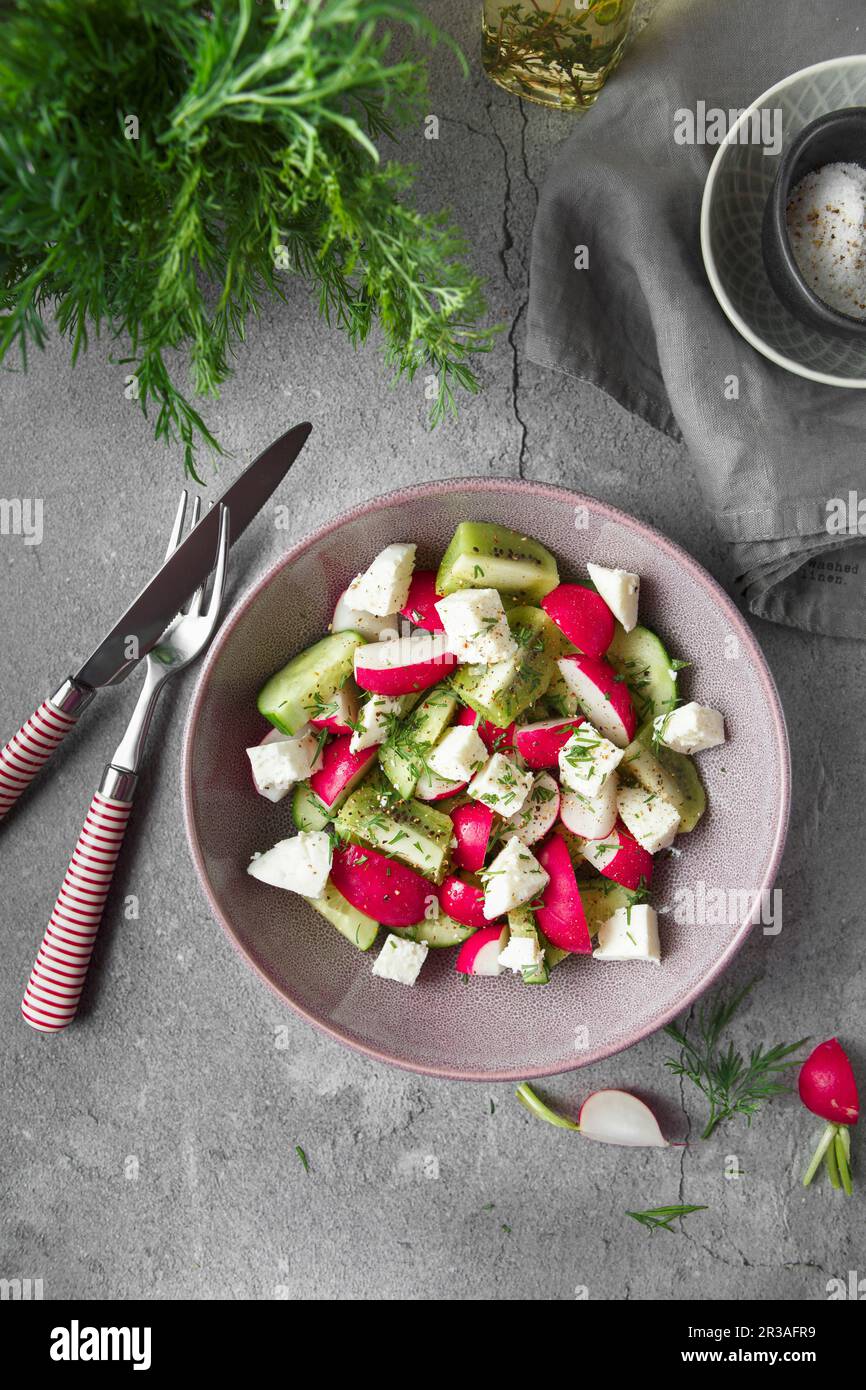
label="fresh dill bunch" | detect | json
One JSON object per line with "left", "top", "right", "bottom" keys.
{"left": 0, "top": 0, "right": 498, "bottom": 478}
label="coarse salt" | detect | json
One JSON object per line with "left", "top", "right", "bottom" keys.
{"left": 785, "top": 161, "right": 866, "bottom": 319}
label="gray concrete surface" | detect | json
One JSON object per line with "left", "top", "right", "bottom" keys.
{"left": 2, "top": 2, "right": 864, "bottom": 1301}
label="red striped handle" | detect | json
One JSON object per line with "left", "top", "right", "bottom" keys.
{"left": 0, "top": 699, "right": 77, "bottom": 821}
{"left": 21, "top": 791, "right": 132, "bottom": 1032}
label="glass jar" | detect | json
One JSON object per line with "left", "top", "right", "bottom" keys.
{"left": 481, "top": 0, "right": 636, "bottom": 111}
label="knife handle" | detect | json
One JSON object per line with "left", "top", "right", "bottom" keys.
{"left": 0, "top": 680, "right": 94, "bottom": 823}
{"left": 21, "top": 769, "right": 135, "bottom": 1033}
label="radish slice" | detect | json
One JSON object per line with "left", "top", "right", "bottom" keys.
{"left": 354, "top": 632, "right": 457, "bottom": 696}
{"left": 308, "top": 685, "right": 359, "bottom": 736}
{"left": 560, "top": 773, "right": 618, "bottom": 840}
{"left": 415, "top": 770, "right": 467, "bottom": 802}
{"left": 535, "top": 833, "right": 592, "bottom": 954}
{"left": 799, "top": 1038, "right": 859, "bottom": 1125}
{"left": 438, "top": 875, "right": 491, "bottom": 929}
{"left": 541, "top": 583, "right": 615, "bottom": 658}
{"left": 455, "top": 924, "right": 508, "bottom": 976}
{"left": 455, "top": 705, "right": 516, "bottom": 754}
{"left": 401, "top": 569, "right": 445, "bottom": 631}
{"left": 515, "top": 717, "right": 584, "bottom": 769}
{"left": 505, "top": 772, "right": 560, "bottom": 846}
{"left": 582, "top": 820, "right": 653, "bottom": 891}
{"left": 450, "top": 801, "right": 495, "bottom": 873}
{"left": 308, "top": 736, "right": 377, "bottom": 810}
{"left": 557, "top": 654, "right": 636, "bottom": 747}
{"left": 330, "top": 844, "right": 432, "bottom": 928}
{"left": 578, "top": 1090, "right": 670, "bottom": 1148}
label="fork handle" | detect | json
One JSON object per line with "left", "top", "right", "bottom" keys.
{"left": 21, "top": 769, "right": 135, "bottom": 1033}
{"left": 0, "top": 679, "right": 94, "bottom": 822}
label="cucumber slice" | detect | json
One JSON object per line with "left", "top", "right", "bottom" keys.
{"left": 606, "top": 623, "right": 678, "bottom": 725}
{"left": 258, "top": 631, "right": 364, "bottom": 736}
{"left": 406, "top": 914, "right": 475, "bottom": 948}
{"left": 578, "top": 881, "right": 635, "bottom": 937}
{"left": 508, "top": 606, "right": 575, "bottom": 661}
{"left": 310, "top": 880, "right": 378, "bottom": 951}
{"left": 631, "top": 721, "right": 706, "bottom": 833}
{"left": 291, "top": 782, "right": 332, "bottom": 832}
{"left": 335, "top": 782, "right": 452, "bottom": 883}
{"left": 538, "top": 927, "right": 569, "bottom": 971}
{"left": 378, "top": 683, "right": 457, "bottom": 799}
{"left": 436, "top": 522, "right": 559, "bottom": 604}
{"left": 527, "top": 670, "right": 582, "bottom": 721}
{"left": 450, "top": 649, "right": 553, "bottom": 728}
{"left": 507, "top": 906, "right": 549, "bottom": 984}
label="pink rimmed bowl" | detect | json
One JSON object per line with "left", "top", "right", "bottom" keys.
{"left": 182, "top": 479, "right": 789, "bottom": 1081}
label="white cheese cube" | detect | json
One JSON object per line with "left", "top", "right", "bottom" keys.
{"left": 558, "top": 723, "right": 624, "bottom": 798}
{"left": 434, "top": 588, "right": 518, "bottom": 665}
{"left": 349, "top": 695, "right": 402, "bottom": 754}
{"left": 498, "top": 933, "right": 545, "bottom": 974}
{"left": 617, "top": 785, "right": 681, "bottom": 853}
{"left": 247, "top": 725, "right": 323, "bottom": 801}
{"left": 482, "top": 837, "right": 549, "bottom": 920}
{"left": 351, "top": 543, "right": 416, "bottom": 617}
{"left": 372, "top": 932, "right": 428, "bottom": 985}
{"left": 427, "top": 725, "right": 488, "bottom": 783}
{"left": 654, "top": 701, "right": 725, "bottom": 754}
{"left": 247, "top": 831, "right": 332, "bottom": 898}
{"left": 593, "top": 905, "right": 660, "bottom": 963}
{"left": 587, "top": 562, "right": 640, "bottom": 633}
{"left": 468, "top": 752, "right": 533, "bottom": 816}
{"left": 333, "top": 582, "right": 399, "bottom": 642}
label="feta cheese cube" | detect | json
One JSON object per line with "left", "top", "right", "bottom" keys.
{"left": 333, "top": 581, "right": 399, "bottom": 642}
{"left": 372, "top": 932, "right": 428, "bottom": 985}
{"left": 587, "top": 562, "right": 640, "bottom": 633}
{"left": 593, "top": 905, "right": 660, "bottom": 963}
{"left": 617, "top": 785, "right": 680, "bottom": 853}
{"left": 349, "top": 695, "right": 402, "bottom": 754}
{"left": 434, "top": 588, "right": 518, "bottom": 665}
{"left": 558, "top": 722, "right": 624, "bottom": 798}
{"left": 350, "top": 543, "right": 416, "bottom": 617}
{"left": 654, "top": 701, "right": 725, "bottom": 755}
{"left": 427, "top": 725, "right": 488, "bottom": 783}
{"left": 468, "top": 752, "right": 533, "bottom": 816}
{"left": 498, "top": 933, "right": 545, "bottom": 974}
{"left": 482, "top": 837, "right": 549, "bottom": 920}
{"left": 247, "top": 724, "right": 323, "bottom": 802}
{"left": 247, "top": 830, "right": 332, "bottom": 897}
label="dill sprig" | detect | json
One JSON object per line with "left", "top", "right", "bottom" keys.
{"left": 626, "top": 1205, "right": 708, "bottom": 1234}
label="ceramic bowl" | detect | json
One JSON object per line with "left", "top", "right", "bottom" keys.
{"left": 702, "top": 56, "right": 866, "bottom": 386}
{"left": 182, "top": 479, "right": 789, "bottom": 1081}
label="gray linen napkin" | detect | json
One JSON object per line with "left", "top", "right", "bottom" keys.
{"left": 525, "top": 0, "right": 866, "bottom": 638}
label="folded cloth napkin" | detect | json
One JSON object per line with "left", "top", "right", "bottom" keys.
{"left": 526, "top": 0, "right": 866, "bottom": 639}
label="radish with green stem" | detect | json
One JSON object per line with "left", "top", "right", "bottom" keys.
{"left": 516, "top": 1084, "right": 670, "bottom": 1147}
{"left": 800, "top": 1038, "right": 859, "bottom": 1196}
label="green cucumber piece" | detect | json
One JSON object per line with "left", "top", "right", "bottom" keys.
{"left": 405, "top": 914, "right": 475, "bottom": 948}
{"left": 291, "top": 782, "right": 332, "bottom": 832}
{"left": 537, "top": 927, "right": 569, "bottom": 971}
{"left": 258, "top": 631, "right": 364, "bottom": 735}
{"left": 450, "top": 650, "right": 553, "bottom": 728}
{"left": 631, "top": 721, "right": 706, "bottom": 833}
{"left": 378, "top": 683, "right": 457, "bottom": 799}
{"left": 335, "top": 783, "right": 452, "bottom": 883}
{"left": 310, "top": 880, "right": 378, "bottom": 951}
{"left": 508, "top": 606, "right": 575, "bottom": 661}
{"left": 606, "top": 623, "right": 678, "bottom": 725}
{"left": 507, "top": 906, "right": 549, "bottom": 984}
{"left": 578, "top": 881, "right": 635, "bottom": 937}
{"left": 436, "top": 522, "right": 559, "bottom": 604}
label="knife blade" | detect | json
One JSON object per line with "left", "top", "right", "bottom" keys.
{"left": 75, "top": 422, "right": 311, "bottom": 689}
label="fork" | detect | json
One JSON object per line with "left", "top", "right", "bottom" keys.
{"left": 20, "top": 498, "right": 230, "bottom": 1033}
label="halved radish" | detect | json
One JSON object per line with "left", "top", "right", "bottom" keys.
{"left": 799, "top": 1039, "right": 859, "bottom": 1125}
{"left": 309, "top": 736, "right": 377, "bottom": 810}
{"left": 560, "top": 773, "right": 618, "bottom": 840}
{"left": 401, "top": 569, "right": 445, "bottom": 631}
{"left": 308, "top": 685, "right": 359, "bottom": 736}
{"left": 582, "top": 820, "right": 653, "bottom": 891}
{"left": 535, "top": 834, "right": 592, "bottom": 954}
{"left": 558, "top": 654, "right": 636, "bottom": 747}
{"left": 515, "top": 717, "right": 583, "bottom": 769}
{"left": 415, "top": 770, "right": 467, "bottom": 802}
{"left": 505, "top": 772, "right": 560, "bottom": 846}
{"left": 541, "top": 584, "right": 615, "bottom": 658}
{"left": 456, "top": 705, "right": 516, "bottom": 754}
{"left": 578, "top": 1090, "right": 670, "bottom": 1148}
{"left": 330, "top": 844, "right": 431, "bottom": 928}
{"left": 450, "top": 801, "right": 495, "bottom": 873}
{"left": 332, "top": 586, "right": 399, "bottom": 642}
{"left": 354, "top": 632, "right": 457, "bottom": 696}
{"left": 438, "top": 875, "right": 492, "bottom": 929}
{"left": 455, "top": 924, "right": 508, "bottom": 976}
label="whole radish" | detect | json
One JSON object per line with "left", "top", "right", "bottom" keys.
{"left": 800, "top": 1038, "right": 859, "bottom": 1196}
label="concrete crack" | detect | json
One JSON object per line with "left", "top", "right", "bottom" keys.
{"left": 485, "top": 93, "right": 530, "bottom": 478}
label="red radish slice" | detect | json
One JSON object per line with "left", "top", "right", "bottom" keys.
{"left": 455, "top": 924, "right": 508, "bottom": 976}
{"left": 415, "top": 770, "right": 467, "bottom": 802}
{"left": 309, "top": 737, "right": 377, "bottom": 810}
{"left": 354, "top": 633, "right": 457, "bottom": 696}
{"left": 330, "top": 845, "right": 431, "bottom": 928}
{"left": 799, "top": 1038, "right": 859, "bottom": 1125}
{"left": 308, "top": 686, "right": 358, "bottom": 736}
{"left": 438, "top": 875, "right": 492, "bottom": 929}
{"left": 558, "top": 654, "right": 636, "bottom": 747}
{"left": 456, "top": 705, "right": 516, "bottom": 754}
{"left": 401, "top": 570, "right": 445, "bottom": 631}
{"left": 578, "top": 1090, "right": 670, "bottom": 1148}
{"left": 582, "top": 820, "right": 653, "bottom": 891}
{"left": 535, "top": 834, "right": 592, "bottom": 954}
{"left": 560, "top": 774, "right": 618, "bottom": 840}
{"left": 515, "top": 717, "right": 583, "bottom": 769}
{"left": 541, "top": 584, "right": 615, "bottom": 658}
{"left": 450, "top": 801, "right": 495, "bottom": 873}
{"left": 506, "top": 772, "right": 560, "bottom": 846}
